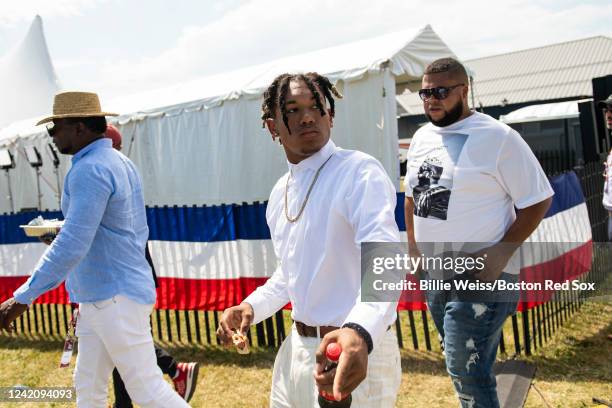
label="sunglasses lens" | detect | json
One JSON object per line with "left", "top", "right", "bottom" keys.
{"left": 434, "top": 87, "right": 449, "bottom": 100}
{"left": 418, "top": 89, "right": 431, "bottom": 101}
{"left": 419, "top": 87, "right": 452, "bottom": 101}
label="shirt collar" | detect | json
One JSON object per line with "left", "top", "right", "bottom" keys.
{"left": 287, "top": 139, "right": 337, "bottom": 174}
{"left": 72, "top": 138, "right": 113, "bottom": 164}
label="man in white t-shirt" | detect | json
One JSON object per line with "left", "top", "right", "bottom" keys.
{"left": 404, "top": 58, "right": 553, "bottom": 408}
{"left": 599, "top": 94, "right": 612, "bottom": 240}
{"left": 217, "top": 72, "right": 401, "bottom": 407}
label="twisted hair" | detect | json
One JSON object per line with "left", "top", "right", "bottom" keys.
{"left": 261, "top": 72, "right": 343, "bottom": 134}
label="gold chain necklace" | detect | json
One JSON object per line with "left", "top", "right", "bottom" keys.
{"left": 284, "top": 154, "right": 334, "bottom": 223}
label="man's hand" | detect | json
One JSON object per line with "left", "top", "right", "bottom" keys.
{"left": 216, "top": 302, "right": 254, "bottom": 346}
{"left": 472, "top": 245, "right": 515, "bottom": 282}
{"left": 0, "top": 297, "right": 28, "bottom": 332}
{"left": 472, "top": 197, "right": 551, "bottom": 282}
{"left": 314, "top": 328, "right": 368, "bottom": 401}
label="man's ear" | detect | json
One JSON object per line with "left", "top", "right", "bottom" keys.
{"left": 266, "top": 118, "right": 282, "bottom": 143}
{"left": 327, "top": 109, "right": 334, "bottom": 129}
{"left": 74, "top": 121, "right": 85, "bottom": 136}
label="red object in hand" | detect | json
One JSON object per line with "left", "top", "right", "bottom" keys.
{"left": 326, "top": 343, "right": 342, "bottom": 362}
{"left": 319, "top": 342, "right": 354, "bottom": 406}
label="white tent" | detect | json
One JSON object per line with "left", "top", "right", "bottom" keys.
{"left": 0, "top": 16, "right": 63, "bottom": 213}
{"left": 0, "top": 15, "right": 61, "bottom": 129}
{"left": 0, "top": 24, "right": 458, "bottom": 213}
{"left": 499, "top": 99, "right": 587, "bottom": 124}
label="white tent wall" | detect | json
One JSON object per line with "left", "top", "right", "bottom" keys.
{"left": 117, "top": 69, "right": 399, "bottom": 207}
{"left": 120, "top": 95, "right": 282, "bottom": 206}
{"left": 0, "top": 70, "right": 399, "bottom": 211}
{"left": 0, "top": 133, "right": 67, "bottom": 213}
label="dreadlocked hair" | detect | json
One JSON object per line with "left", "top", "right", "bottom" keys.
{"left": 261, "top": 72, "right": 343, "bottom": 134}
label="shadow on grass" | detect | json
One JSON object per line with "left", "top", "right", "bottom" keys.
{"left": 2, "top": 302, "right": 608, "bottom": 381}
{"left": 0, "top": 333, "right": 64, "bottom": 351}
{"left": 158, "top": 343, "right": 278, "bottom": 369}
{"left": 0, "top": 334, "right": 279, "bottom": 369}
{"left": 0, "top": 332, "right": 448, "bottom": 373}
{"left": 524, "top": 319, "right": 612, "bottom": 384}
{"left": 400, "top": 349, "right": 447, "bottom": 376}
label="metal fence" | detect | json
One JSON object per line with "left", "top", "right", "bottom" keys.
{"left": 6, "top": 154, "right": 611, "bottom": 358}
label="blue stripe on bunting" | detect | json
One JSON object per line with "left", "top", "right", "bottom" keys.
{"left": 395, "top": 193, "right": 406, "bottom": 232}
{"left": 544, "top": 172, "right": 585, "bottom": 218}
{"left": 146, "top": 203, "right": 270, "bottom": 242}
{"left": 0, "top": 172, "right": 584, "bottom": 245}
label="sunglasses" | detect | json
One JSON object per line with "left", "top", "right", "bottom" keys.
{"left": 46, "top": 123, "right": 57, "bottom": 137}
{"left": 418, "top": 84, "right": 464, "bottom": 101}
{"left": 46, "top": 121, "right": 78, "bottom": 137}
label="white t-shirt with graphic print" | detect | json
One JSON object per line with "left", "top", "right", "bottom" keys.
{"left": 404, "top": 112, "right": 554, "bottom": 273}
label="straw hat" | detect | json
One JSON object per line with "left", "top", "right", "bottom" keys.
{"left": 36, "top": 91, "right": 118, "bottom": 125}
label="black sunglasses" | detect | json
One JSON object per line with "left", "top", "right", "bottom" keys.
{"left": 46, "top": 123, "right": 57, "bottom": 137}
{"left": 46, "top": 121, "right": 78, "bottom": 137}
{"left": 418, "top": 84, "right": 464, "bottom": 101}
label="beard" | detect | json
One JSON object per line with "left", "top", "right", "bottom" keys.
{"left": 426, "top": 99, "right": 464, "bottom": 127}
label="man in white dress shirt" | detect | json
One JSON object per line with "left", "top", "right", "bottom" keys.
{"left": 217, "top": 72, "right": 402, "bottom": 407}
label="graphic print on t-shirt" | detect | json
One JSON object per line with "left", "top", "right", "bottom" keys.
{"left": 412, "top": 134, "right": 468, "bottom": 220}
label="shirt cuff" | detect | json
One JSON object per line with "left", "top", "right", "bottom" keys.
{"left": 13, "top": 284, "right": 37, "bottom": 306}
{"left": 242, "top": 291, "right": 273, "bottom": 325}
{"left": 342, "top": 303, "right": 392, "bottom": 351}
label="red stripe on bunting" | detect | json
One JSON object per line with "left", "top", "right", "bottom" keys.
{"left": 0, "top": 241, "right": 591, "bottom": 312}
{"left": 517, "top": 240, "right": 592, "bottom": 310}
{"left": 154, "top": 276, "right": 270, "bottom": 310}
{"left": 0, "top": 276, "right": 70, "bottom": 304}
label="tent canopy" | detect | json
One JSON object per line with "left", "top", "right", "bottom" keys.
{"left": 1, "top": 24, "right": 456, "bottom": 142}
{"left": 499, "top": 99, "right": 588, "bottom": 124}
{"left": 0, "top": 16, "right": 61, "bottom": 129}
{"left": 107, "top": 24, "right": 457, "bottom": 121}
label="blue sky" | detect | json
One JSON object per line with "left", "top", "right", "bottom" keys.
{"left": 0, "top": 0, "right": 610, "bottom": 100}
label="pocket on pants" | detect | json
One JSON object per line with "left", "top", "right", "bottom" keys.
{"left": 92, "top": 297, "right": 117, "bottom": 310}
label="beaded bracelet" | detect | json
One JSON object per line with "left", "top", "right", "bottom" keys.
{"left": 342, "top": 322, "right": 373, "bottom": 354}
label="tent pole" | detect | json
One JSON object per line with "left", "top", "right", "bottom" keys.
{"left": 54, "top": 166, "right": 61, "bottom": 209}
{"left": 5, "top": 169, "right": 14, "bottom": 213}
{"left": 469, "top": 75, "right": 476, "bottom": 111}
{"left": 36, "top": 167, "right": 42, "bottom": 211}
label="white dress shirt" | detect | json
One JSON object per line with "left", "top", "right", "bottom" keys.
{"left": 244, "top": 139, "right": 400, "bottom": 347}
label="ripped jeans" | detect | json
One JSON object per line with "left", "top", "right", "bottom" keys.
{"left": 426, "top": 273, "right": 519, "bottom": 408}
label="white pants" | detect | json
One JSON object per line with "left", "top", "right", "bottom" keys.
{"left": 74, "top": 295, "right": 189, "bottom": 408}
{"left": 270, "top": 325, "right": 402, "bottom": 408}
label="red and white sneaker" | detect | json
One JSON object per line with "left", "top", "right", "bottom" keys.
{"left": 172, "top": 362, "right": 200, "bottom": 402}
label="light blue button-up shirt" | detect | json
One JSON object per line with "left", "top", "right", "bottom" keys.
{"left": 14, "top": 138, "right": 156, "bottom": 305}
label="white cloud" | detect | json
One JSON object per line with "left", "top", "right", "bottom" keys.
{"left": 55, "top": 0, "right": 610, "bottom": 99}
{"left": 0, "top": 0, "right": 111, "bottom": 27}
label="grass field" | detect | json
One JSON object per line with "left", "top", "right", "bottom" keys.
{"left": 0, "top": 301, "right": 610, "bottom": 407}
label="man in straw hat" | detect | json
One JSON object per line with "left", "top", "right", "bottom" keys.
{"left": 0, "top": 91, "right": 190, "bottom": 408}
